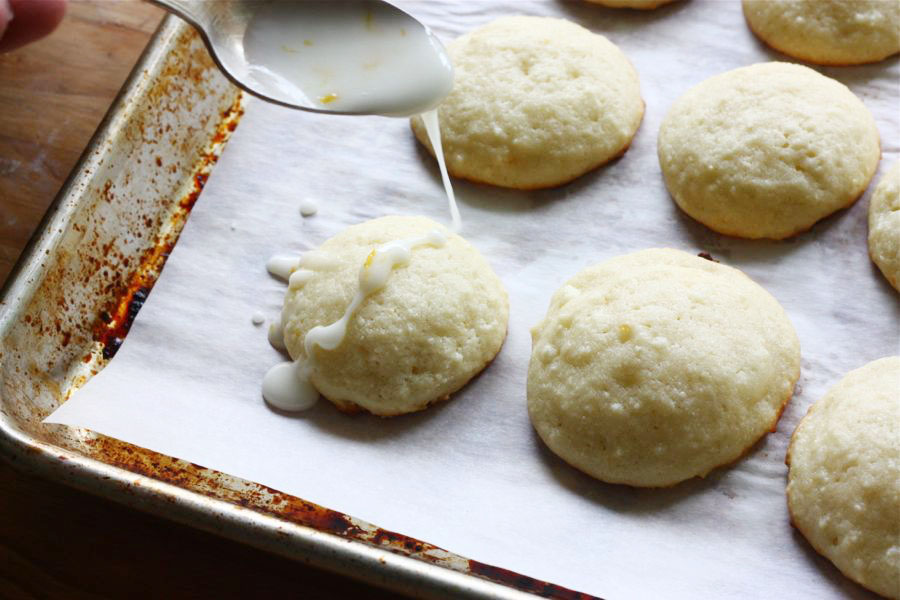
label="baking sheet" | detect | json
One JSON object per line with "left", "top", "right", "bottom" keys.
{"left": 46, "top": 1, "right": 899, "bottom": 598}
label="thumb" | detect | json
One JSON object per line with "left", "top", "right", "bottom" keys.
{"left": 0, "top": 1, "right": 11, "bottom": 44}
{"left": 0, "top": 0, "right": 67, "bottom": 53}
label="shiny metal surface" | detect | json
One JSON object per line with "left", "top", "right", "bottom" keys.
{"left": 0, "top": 15, "right": 596, "bottom": 600}
{"left": 149, "top": 0, "right": 451, "bottom": 116}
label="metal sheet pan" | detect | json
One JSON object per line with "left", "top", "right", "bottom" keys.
{"left": 0, "top": 16, "right": 593, "bottom": 600}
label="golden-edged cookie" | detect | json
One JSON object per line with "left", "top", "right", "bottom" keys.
{"left": 281, "top": 216, "right": 508, "bottom": 416}
{"left": 869, "top": 160, "right": 900, "bottom": 291}
{"left": 787, "top": 357, "right": 900, "bottom": 599}
{"left": 658, "top": 62, "right": 880, "bottom": 239}
{"left": 411, "top": 16, "right": 643, "bottom": 190}
{"left": 743, "top": 0, "right": 900, "bottom": 66}
{"left": 528, "top": 249, "right": 801, "bottom": 487}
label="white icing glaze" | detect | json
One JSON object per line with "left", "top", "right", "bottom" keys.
{"left": 246, "top": 4, "right": 458, "bottom": 227}
{"left": 268, "top": 315, "right": 286, "bottom": 351}
{"left": 304, "top": 229, "right": 446, "bottom": 355}
{"left": 262, "top": 361, "right": 318, "bottom": 411}
{"left": 288, "top": 268, "right": 315, "bottom": 290}
{"left": 266, "top": 254, "right": 300, "bottom": 281}
{"left": 251, "top": 311, "right": 265, "bottom": 326}
{"left": 299, "top": 199, "right": 318, "bottom": 217}
{"left": 421, "top": 109, "right": 461, "bottom": 232}
{"left": 261, "top": 229, "right": 447, "bottom": 412}
{"left": 242, "top": 1, "right": 453, "bottom": 117}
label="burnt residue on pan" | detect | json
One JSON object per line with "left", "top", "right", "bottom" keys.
{"left": 84, "top": 435, "right": 598, "bottom": 599}
{"left": 467, "top": 561, "right": 601, "bottom": 599}
{"left": 3, "top": 26, "right": 246, "bottom": 434}
{"left": 86, "top": 434, "right": 430, "bottom": 555}
{"left": 92, "top": 96, "right": 243, "bottom": 361}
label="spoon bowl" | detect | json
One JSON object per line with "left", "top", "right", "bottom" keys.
{"left": 151, "top": 0, "right": 453, "bottom": 116}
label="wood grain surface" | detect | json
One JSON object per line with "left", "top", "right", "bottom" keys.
{"left": 0, "top": 0, "right": 163, "bottom": 284}
{"left": 0, "top": 2, "right": 404, "bottom": 598}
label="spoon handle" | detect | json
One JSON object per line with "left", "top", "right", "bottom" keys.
{"left": 149, "top": 0, "right": 215, "bottom": 32}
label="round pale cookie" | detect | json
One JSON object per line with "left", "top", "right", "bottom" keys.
{"left": 281, "top": 215, "right": 508, "bottom": 417}
{"left": 585, "top": 0, "right": 677, "bottom": 9}
{"left": 527, "top": 249, "right": 801, "bottom": 487}
{"left": 410, "top": 16, "right": 643, "bottom": 190}
{"left": 658, "top": 62, "right": 881, "bottom": 240}
{"left": 869, "top": 160, "right": 900, "bottom": 292}
{"left": 786, "top": 357, "right": 900, "bottom": 599}
{"left": 743, "top": 0, "right": 900, "bottom": 66}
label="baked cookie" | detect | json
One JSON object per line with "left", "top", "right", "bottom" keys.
{"left": 869, "top": 160, "right": 900, "bottom": 292}
{"left": 281, "top": 216, "right": 508, "bottom": 416}
{"left": 743, "top": 0, "right": 900, "bottom": 66}
{"left": 786, "top": 357, "right": 900, "bottom": 599}
{"left": 411, "top": 16, "right": 644, "bottom": 190}
{"left": 585, "top": 0, "right": 677, "bottom": 9}
{"left": 528, "top": 249, "right": 801, "bottom": 487}
{"left": 658, "top": 62, "right": 880, "bottom": 240}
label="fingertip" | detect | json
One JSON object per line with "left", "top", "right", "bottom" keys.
{"left": 37, "top": 0, "right": 67, "bottom": 27}
{"left": 0, "top": 0, "right": 12, "bottom": 36}
{"left": 0, "top": 0, "right": 68, "bottom": 53}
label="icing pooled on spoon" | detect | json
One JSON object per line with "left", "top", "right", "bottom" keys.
{"left": 242, "top": 0, "right": 453, "bottom": 117}
{"left": 244, "top": 1, "right": 461, "bottom": 228}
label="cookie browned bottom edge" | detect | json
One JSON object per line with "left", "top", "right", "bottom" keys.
{"left": 530, "top": 363, "right": 799, "bottom": 489}
{"left": 411, "top": 99, "right": 645, "bottom": 191}
{"left": 742, "top": 2, "right": 900, "bottom": 67}
{"left": 666, "top": 141, "right": 881, "bottom": 241}
{"left": 867, "top": 222, "right": 900, "bottom": 294}
{"left": 784, "top": 402, "right": 896, "bottom": 599}
{"left": 319, "top": 322, "right": 510, "bottom": 418}
{"left": 868, "top": 248, "right": 900, "bottom": 294}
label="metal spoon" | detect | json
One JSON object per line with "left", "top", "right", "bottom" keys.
{"left": 150, "top": 0, "right": 453, "bottom": 116}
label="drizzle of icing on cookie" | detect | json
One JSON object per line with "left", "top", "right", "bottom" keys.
{"left": 266, "top": 255, "right": 300, "bottom": 281}
{"left": 268, "top": 315, "right": 286, "bottom": 351}
{"left": 262, "top": 229, "right": 447, "bottom": 411}
{"left": 262, "top": 361, "right": 318, "bottom": 412}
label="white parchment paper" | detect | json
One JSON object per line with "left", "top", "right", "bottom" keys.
{"left": 47, "top": 1, "right": 900, "bottom": 598}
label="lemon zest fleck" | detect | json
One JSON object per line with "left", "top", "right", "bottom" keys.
{"left": 363, "top": 249, "right": 377, "bottom": 268}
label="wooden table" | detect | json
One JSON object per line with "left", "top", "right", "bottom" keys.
{"left": 0, "top": 3, "right": 403, "bottom": 597}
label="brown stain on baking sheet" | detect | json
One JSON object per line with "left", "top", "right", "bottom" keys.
{"left": 467, "top": 561, "right": 600, "bottom": 599}
{"left": 85, "top": 435, "right": 415, "bottom": 550}
{"left": 92, "top": 97, "right": 243, "bottom": 360}
{"left": 84, "top": 435, "right": 595, "bottom": 599}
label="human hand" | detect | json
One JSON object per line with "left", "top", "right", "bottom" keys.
{"left": 0, "top": 0, "right": 66, "bottom": 53}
